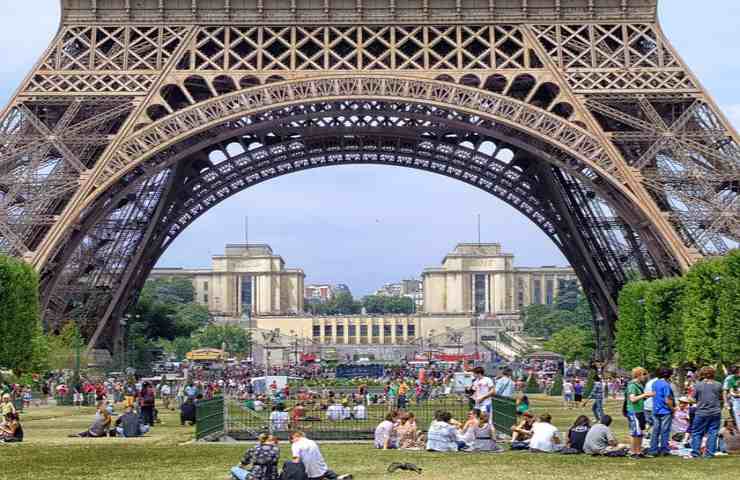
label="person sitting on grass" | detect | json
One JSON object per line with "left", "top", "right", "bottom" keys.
{"left": 426, "top": 410, "right": 463, "bottom": 452}
{"left": 113, "top": 405, "right": 150, "bottom": 438}
{"left": 583, "top": 415, "right": 624, "bottom": 456}
{"left": 515, "top": 393, "right": 530, "bottom": 418}
{"left": 0, "top": 412, "right": 23, "bottom": 443}
{"left": 180, "top": 397, "right": 196, "bottom": 426}
{"left": 565, "top": 415, "right": 591, "bottom": 453}
{"left": 230, "top": 434, "right": 280, "bottom": 480}
{"left": 270, "top": 404, "right": 290, "bottom": 432}
{"left": 374, "top": 411, "right": 399, "bottom": 449}
{"left": 719, "top": 418, "right": 740, "bottom": 454}
{"left": 529, "top": 413, "right": 562, "bottom": 453}
{"left": 71, "top": 406, "right": 111, "bottom": 438}
{"left": 326, "top": 401, "right": 344, "bottom": 421}
{"left": 289, "top": 431, "right": 353, "bottom": 480}
{"left": 511, "top": 411, "right": 535, "bottom": 449}
{"left": 0, "top": 394, "right": 15, "bottom": 417}
{"left": 397, "top": 412, "right": 425, "bottom": 450}
{"left": 351, "top": 402, "right": 367, "bottom": 421}
{"left": 458, "top": 409, "right": 481, "bottom": 448}
{"left": 470, "top": 412, "right": 501, "bottom": 452}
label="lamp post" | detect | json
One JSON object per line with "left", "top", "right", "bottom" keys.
{"left": 72, "top": 323, "right": 83, "bottom": 387}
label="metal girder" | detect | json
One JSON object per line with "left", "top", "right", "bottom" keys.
{"left": 2, "top": 0, "right": 739, "bottom": 361}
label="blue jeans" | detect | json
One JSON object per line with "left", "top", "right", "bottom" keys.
{"left": 690, "top": 414, "right": 721, "bottom": 458}
{"left": 230, "top": 466, "right": 253, "bottom": 480}
{"left": 648, "top": 412, "right": 672, "bottom": 455}
{"left": 592, "top": 399, "right": 604, "bottom": 422}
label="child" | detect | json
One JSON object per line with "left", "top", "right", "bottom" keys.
{"left": 230, "top": 434, "right": 280, "bottom": 480}
{"left": 515, "top": 393, "right": 530, "bottom": 417}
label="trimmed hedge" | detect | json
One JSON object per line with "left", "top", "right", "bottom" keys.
{"left": 617, "top": 249, "right": 740, "bottom": 370}
{"left": 0, "top": 255, "right": 40, "bottom": 373}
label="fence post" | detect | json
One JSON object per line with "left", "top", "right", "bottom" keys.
{"left": 195, "top": 395, "right": 225, "bottom": 440}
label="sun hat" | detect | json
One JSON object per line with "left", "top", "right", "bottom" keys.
{"left": 678, "top": 396, "right": 696, "bottom": 404}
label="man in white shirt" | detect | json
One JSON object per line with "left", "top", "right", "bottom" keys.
{"left": 528, "top": 414, "right": 562, "bottom": 452}
{"left": 352, "top": 403, "right": 367, "bottom": 420}
{"left": 471, "top": 367, "right": 495, "bottom": 420}
{"left": 326, "top": 402, "right": 344, "bottom": 421}
{"left": 290, "top": 431, "right": 353, "bottom": 480}
{"left": 644, "top": 374, "right": 657, "bottom": 434}
{"left": 563, "top": 379, "right": 574, "bottom": 409}
{"left": 160, "top": 383, "right": 172, "bottom": 410}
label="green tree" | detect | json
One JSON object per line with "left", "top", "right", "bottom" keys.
{"left": 616, "top": 280, "right": 650, "bottom": 369}
{"left": 141, "top": 277, "right": 194, "bottom": 304}
{"left": 643, "top": 277, "right": 686, "bottom": 370}
{"left": 362, "top": 295, "right": 414, "bottom": 314}
{"left": 0, "top": 255, "right": 41, "bottom": 374}
{"left": 157, "top": 336, "right": 194, "bottom": 361}
{"left": 172, "top": 303, "right": 210, "bottom": 337}
{"left": 717, "top": 249, "right": 740, "bottom": 366}
{"left": 543, "top": 326, "right": 594, "bottom": 362}
{"left": 525, "top": 374, "right": 540, "bottom": 394}
{"left": 194, "top": 324, "right": 251, "bottom": 357}
{"left": 681, "top": 257, "right": 724, "bottom": 365}
{"left": 549, "top": 373, "right": 563, "bottom": 396}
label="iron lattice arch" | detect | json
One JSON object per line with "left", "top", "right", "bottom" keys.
{"left": 0, "top": 0, "right": 739, "bottom": 357}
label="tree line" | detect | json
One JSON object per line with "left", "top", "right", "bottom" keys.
{"left": 304, "top": 292, "right": 415, "bottom": 315}
{"left": 616, "top": 249, "right": 740, "bottom": 371}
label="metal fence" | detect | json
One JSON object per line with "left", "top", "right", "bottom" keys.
{"left": 225, "top": 394, "right": 517, "bottom": 441}
{"left": 195, "top": 395, "right": 225, "bottom": 440}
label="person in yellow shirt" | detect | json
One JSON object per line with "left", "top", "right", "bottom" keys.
{"left": 398, "top": 381, "right": 409, "bottom": 409}
{"left": 0, "top": 394, "right": 16, "bottom": 417}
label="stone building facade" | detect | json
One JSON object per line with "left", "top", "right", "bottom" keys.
{"left": 150, "top": 244, "right": 304, "bottom": 318}
{"left": 150, "top": 242, "right": 577, "bottom": 361}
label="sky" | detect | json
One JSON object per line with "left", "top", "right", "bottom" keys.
{"left": 2, "top": 2, "right": 740, "bottom": 296}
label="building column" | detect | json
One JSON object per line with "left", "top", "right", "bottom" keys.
{"left": 319, "top": 318, "right": 325, "bottom": 344}
{"left": 343, "top": 318, "right": 349, "bottom": 344}
{"left": 391, "top": 318, "right": 397, "bottom": 345}
{"left": 402, "top": 317, "right": 408, "bottom": 343}
{"left": 379, "top": 318, "right": 385, "bottom": 345}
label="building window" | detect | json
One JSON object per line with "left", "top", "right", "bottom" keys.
{"left": 336, "top": 324, "right": 345, "bottom": 337}
{"left": 474, "top": 274, "right": 486, "bottom": 313}
{"left": 372, "top": 323, "right": 380, "bottom": 337}
{"left": 348, "top": 324, "right": 356, "bottom": 338}
{"left": 407, "top": 324, "right": 415, "bottom": 338}
{"left": 545, "top": 278, "right": 554, "bottom": 305}
{"left": 324, "top": 324, "right": 333, "bottom": 338}
{"left": 204, "top": 281, "right": 208, "bottom": 290}
{"left": 241, "top": 275, "right": 252, "bottom": 312}
{"left": 360, "top": 323, "right": 368, "bottom": 338}
{"left": 383, "top": 324, "right": 392, "bottom": 337}
{"left": 312, "top": 325, "right": 320, "bottom": 338}
{"left": 532, "top": 279, "right": 542, "bottom": 305}
{"left": 395, "top": 324, "right": 404, "bottom": 337}
{"left": 204, "top": 294, "right": 208, "bottom": 303}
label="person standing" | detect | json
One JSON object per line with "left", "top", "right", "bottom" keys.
{"left": 643, "top": 373, "right": 657, "bottom": 437}
{"left": 471, "top": 367, "right": 495, "bottom": 421}
{"left": 494, "top": 368, "right": 515, "bottom": 399}
{"left": 686, "top": 366, "right": 724, "bottom": 459}
{"left": 160, "top": 382, "right": 172, "bottom": 410}
{"left": 723, "top": 365, "right": 739, "bottom": 429}
{"left": 625, "top": 367, "right": 654, "bottom": 459}
{"left": 647, "top": 367, "right": 674, "bottom": 457}
{"left": 139, "top": 382, "right": 156, "bottom": 426}
{"left": 563, "top": 379, "right": 574, "bottom": 409}
{"left": 588, "top": 375, "right": 605, "bottom": 423}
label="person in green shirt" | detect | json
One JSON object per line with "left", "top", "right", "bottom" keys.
{"left": 625, "top": 367, "right": 654, "bottom": 459}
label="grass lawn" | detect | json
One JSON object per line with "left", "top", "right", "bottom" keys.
{"left": 4, "top": 395, "right": 738, "bottom": 480}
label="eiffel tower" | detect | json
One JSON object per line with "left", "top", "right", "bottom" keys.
{"left": 1, "top": 0, "right": 738, "bottom": 356}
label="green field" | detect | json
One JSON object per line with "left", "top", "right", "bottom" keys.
{"left": 4, "top": 395, "right": 738, "bottom": 480}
